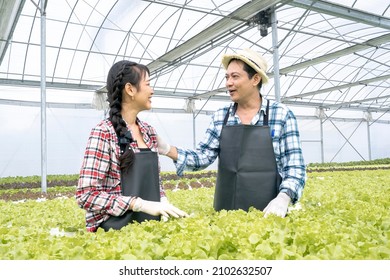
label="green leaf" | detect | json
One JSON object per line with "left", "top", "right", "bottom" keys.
{"left": 249, "top": 233, "right": 260, "bottom": 245}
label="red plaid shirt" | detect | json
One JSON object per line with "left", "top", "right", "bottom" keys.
{"left": 76, "top": 118, "right": 165, "bottom": 232}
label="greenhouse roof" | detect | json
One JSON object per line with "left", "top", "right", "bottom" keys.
{"left": 0, "top": 0, "right": 389, "bottom": 113}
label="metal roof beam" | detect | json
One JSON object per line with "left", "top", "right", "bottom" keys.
{"left": 0, "top": 78, "right": 210, "bottom": 99}
{"left": 0, "top": 98, "right": 92, "bottom": 109}
{"left": 194, "top": 33, "right": 390, "bottom": 100}
{"left": 283, "top": 100, "right": 390, "bottom": 112}
{"left": 2, "top": 97, "right": 389, "bottom": 122}
{"left": 290, "top": 0, "right": 390, "bottom": 30}
{"left": 295, "top": 114, "right": 390, "bottom": 124}
{"left": 283, "top": 74, "right": 390, "bottom": 100}
{"left": 0, "top": 0, "right": 25, "bottom": 64}
{"left": 279, "top": 33, "right": 390, "bottom": 74}
{"left": 147, "top": 0, "right": 287, "bottom": 75}
{"left": 325, "top": 94, "right": 390, "bottom": 110}
{"left": 0, "top": 98, "right": 215, "bottom": 115}
{"left": 0, "top": 78, "right": 100, "bottom": 91}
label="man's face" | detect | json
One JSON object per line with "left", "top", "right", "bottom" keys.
{"left": 225, "top": 60, "right": 259, "bottom": 103}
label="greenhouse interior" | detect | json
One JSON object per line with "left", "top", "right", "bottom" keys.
{"left": 0, "top": 0, "right": 389, "bottom": 179}
{"left": 1, "top": 0, "right": 390, "bottom": 268}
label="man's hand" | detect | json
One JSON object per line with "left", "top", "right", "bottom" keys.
{"left": 263, "top": 192, "right": 291, "bottom": 218}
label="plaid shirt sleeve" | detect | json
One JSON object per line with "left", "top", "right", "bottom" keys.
{"left": 174, "top": 106, "right": 229, "bottom": 176}
{"left": 269, "top": 101, "right": 306, "bottom": 204}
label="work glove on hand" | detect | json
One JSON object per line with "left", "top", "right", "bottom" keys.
{"left": 160, "top": 196, "right": 170, "bottom": 221}
{"left": 132, "top": 197, "right": 189, "bottom": 218}
{"left": 157, "top": 135, "right": 171, "bottom": 155}
{"left": 263, "top": 192, "right": 291, "bottom": 218}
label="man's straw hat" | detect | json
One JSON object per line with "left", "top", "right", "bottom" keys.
{"left": 221, "top": 48, "right": 269, "bottom": 84}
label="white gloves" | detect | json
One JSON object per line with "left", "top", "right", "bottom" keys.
{"left": 157, "top": 135, "right": 171, "bottom": 155}
{"left": 263, "top": 192, "right": 291, "bottom": 218}
{"left": 132, "top": 197, "right": 189, "bottom": 218}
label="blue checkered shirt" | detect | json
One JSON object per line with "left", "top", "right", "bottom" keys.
{"left": 175, "top": 98, "right": 306, "bottom": 203}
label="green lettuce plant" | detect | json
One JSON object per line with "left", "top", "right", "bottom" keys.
{"left": 0, "top": 170, "right": 389, "bottom": 260}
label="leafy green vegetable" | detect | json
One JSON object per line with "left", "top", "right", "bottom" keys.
{"left": 0, "top": 170, "right": 389, "bottom": 260}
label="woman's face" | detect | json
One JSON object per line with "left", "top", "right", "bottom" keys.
{"left": 128, "top": 72, "right": 154, "bottom": 111}
{"left": 225, "top": 60, "right": 259, "bottom": 104}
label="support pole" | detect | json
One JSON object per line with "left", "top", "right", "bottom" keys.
{"left": 271, "top": 7, "right": 281, "bottom": 102}
{"left": 316, "top": 107, "right": 325, "bottom": 163}
{"left": 367, "top": 121, "right": 372, "bottom": 160}
{"left": 320, "top": 118, "right": 324, "bottom": 163}
{"left": 40, "top": 0, "right": 47, "bottom": 193}
{"left": 192, "top": 111, "right": 196, "bottom": 149}
{"left": 185, "top": 98, "right": 197, "bottom": 149}
{"left": 365, "top": 112, "right": 372, "bottom": 161}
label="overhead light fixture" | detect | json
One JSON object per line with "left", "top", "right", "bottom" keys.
{"left": 254, "top": 8, "right": 271, "bottom": 37}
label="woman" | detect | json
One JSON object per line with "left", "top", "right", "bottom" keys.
{"left": 77, "top": 60, "right": 188, "bottom": 232}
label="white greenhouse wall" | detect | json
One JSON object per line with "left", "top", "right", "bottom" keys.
{"left": 1, "top": 103, "right": 390, "bottom": 178}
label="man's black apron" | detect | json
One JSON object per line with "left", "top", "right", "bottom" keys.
{"left": 214, "top": 100, "right": 281, "bottom": 211}
{"left": 100, "top": 148, "right": 161, "bottom": 231}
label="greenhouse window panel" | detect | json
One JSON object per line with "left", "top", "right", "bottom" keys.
{"left": 0, "top": 0, "right": 25, "bottom": 64}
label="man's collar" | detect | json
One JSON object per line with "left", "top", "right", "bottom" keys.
{"left": 231, "top": 96, "right": 268, "bottom": 115}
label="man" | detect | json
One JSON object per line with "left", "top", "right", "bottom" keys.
{"left": 158, "top": 48, "right": 306, "bottom": 218}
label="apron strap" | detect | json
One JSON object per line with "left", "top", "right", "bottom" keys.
{"left": 118, "top": 130, "right": 133, "bottom": 154}
{"left": 263, "top": 99, "right": 270, "bottom": 126}
{"left": 223, "top": 99, "right": 270, "bottom": 126}
{"left": 223, "top": 104, "right": 232, "bottom": 126}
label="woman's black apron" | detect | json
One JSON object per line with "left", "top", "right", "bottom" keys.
{"left": 214, "top": 100, "right": 281, "bottom": 211}
{"left": 100, "top": 147, "right": 161, "bottom": 231}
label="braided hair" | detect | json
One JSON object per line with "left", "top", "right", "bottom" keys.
{"left": 106, "top": 60, "right": 150, "bottom": 172}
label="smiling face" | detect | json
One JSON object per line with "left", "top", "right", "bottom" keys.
{"left": 125, "top": 71, "right": 154, "bottom": 111}
{"left": 225, "top": 59, "right": 261, "bottom": 104}
{"left": 135, "top": 72, "right": 154, "bottom": 111}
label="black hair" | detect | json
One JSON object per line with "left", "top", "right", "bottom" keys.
{"left": 229, "top": 58, "right": 263, "bottom": 91}
{"left": 106, "top": 60, "right": 150, "bottom": 172}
